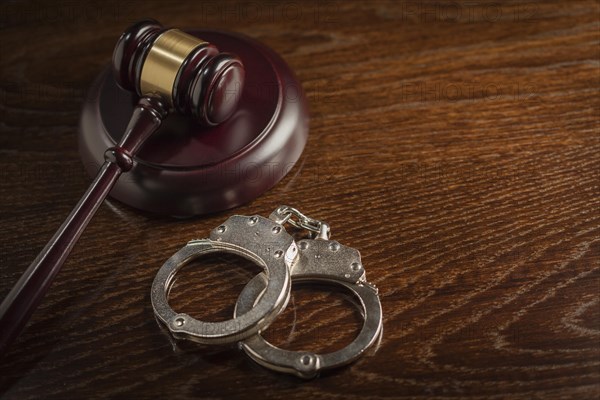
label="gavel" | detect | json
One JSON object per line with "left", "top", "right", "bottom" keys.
{"left": 0, "top": 20, "right": 245, "bottom": 354}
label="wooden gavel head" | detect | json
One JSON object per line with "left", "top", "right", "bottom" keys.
{"left": 112, "top": 19, "right": 245, "bottom": 126}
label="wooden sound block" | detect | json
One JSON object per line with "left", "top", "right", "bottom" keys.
{"left": 79, "top": 30, "right": 308, "bottom": 217}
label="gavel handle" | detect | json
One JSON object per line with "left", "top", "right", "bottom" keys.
{"left": 0, "top": 96, "right": 168, "bottom": 355}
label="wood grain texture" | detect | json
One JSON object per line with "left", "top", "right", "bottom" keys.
{"left": 0, "top": 0, "right": 598, "bottom": 398}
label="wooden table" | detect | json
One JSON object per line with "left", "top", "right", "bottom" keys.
{"left": 1, "top": 1, "right": 598, "bottom": 398}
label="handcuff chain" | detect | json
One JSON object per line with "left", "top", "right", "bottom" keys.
{"left": 276, "top": 205, "right": 330, "bottom": 239}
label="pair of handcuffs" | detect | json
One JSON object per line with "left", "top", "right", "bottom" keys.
{"left": 151, "top": 206, "right": 383, "bottom": 378}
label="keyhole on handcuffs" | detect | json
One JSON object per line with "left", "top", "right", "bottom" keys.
{"left": 168, "top": 253, "right": 263, "bottom": 322}
{"left": 261, "top": 282, "right": 364, "bottom": 354}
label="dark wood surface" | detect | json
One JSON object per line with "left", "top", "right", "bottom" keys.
{"left": 1, "top": 1, "right": 598, "bottom": 398}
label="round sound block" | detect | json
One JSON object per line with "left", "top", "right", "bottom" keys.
{"left": 79, "top": 30, "right": 308, "bottom": 217}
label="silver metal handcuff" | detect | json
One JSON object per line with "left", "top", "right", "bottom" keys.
{"left": 151, "top": 206, "right": 383, "bottom": 378}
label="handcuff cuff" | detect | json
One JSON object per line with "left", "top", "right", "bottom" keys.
{"left": 151, "top": 206, "right": 383, "bottom": 378}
